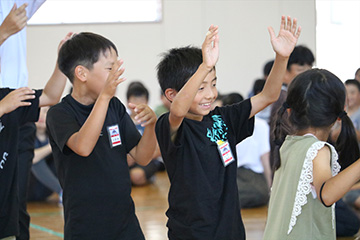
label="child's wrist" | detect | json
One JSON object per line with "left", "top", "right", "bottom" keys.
{"left": 275, "top": 53, "right": 289, "bottom": 61}
{"left": 199, "top": 63, "right": 213, "bottom": 73}
{"left": 98, "top": 92, "right": 112, "bottom": 102}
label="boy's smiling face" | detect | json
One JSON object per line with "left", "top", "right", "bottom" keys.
{"left": 86, "top": 47, "right": 118, "bottom": 99}
{"left": 186, "top": 69, "right": 218, "bottom": 121}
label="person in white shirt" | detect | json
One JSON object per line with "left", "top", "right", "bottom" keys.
{"left": 0, "top": 2, "right": 46, "bottom": 240}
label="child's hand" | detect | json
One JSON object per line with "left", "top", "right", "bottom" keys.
{"left": 268, "top": 16, "right": 301, "bottom": 58}
{"left": 202, "top": 25, "right": 219, "bottom": 70}
{"left": 128, "top": 103, "right": 157, "bottom": 127}
{"left": 101, "top": 59, "right": 126, "bottom": 100}
{"left": 58, "top": 32, "right": 74, "bottom": 53}
{"left": 0, "top": 87, "right": 35, "bottom": 116}
{"left": 0, "top": 3, "right": 28, "bottom": 41}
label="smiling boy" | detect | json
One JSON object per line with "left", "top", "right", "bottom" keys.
{"left": 155, "top": 17, "right": 301, "bottom": 239}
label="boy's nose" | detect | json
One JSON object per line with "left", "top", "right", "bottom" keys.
{"left": 205, "top": 88, "right": 216, "bottom": 100}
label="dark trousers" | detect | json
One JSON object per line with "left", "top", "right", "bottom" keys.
{"left": 237, "top": 167, "right": 269, "bottom": 208}
{"left": 17, "top": 123, "right": 36, "bottom": 240}
{"left": 336, "top": 198, "right": 360, "bottom": 237}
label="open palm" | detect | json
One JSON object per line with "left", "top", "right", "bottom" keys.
{"left": 269, "top": 16, "right": 301, "bottom": 58}
{"left": 202, "top": 25, "right": 220, "bottom": 69}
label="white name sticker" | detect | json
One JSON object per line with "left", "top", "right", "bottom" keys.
{"left": 217, "top": 140, "right": 235, "bottom": 167}
{"left": 107, "top": 124, "right": 122, "bottom": 148}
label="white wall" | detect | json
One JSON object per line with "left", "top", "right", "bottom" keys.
{"left": 27, "top": 0, "right": 316, "bottom": 108}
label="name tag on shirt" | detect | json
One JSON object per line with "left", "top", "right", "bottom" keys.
{"left": 107, "top": 124, "right": 122, "bottom": 148}
{"left": 217, "top": 140, "right": 235, "bottom": 167}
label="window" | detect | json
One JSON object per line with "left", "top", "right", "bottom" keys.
{"left": 316, "top": 0, "right": 360, "bottom": 80}
{"left": 28, "top": 0, "right": 162, "bottom": 25}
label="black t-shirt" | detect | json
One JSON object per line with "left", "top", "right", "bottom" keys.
{"left": 156, "top": 99, "right": 254, "bottom": 240}
{"left": 46, "top": 94, "right": 144, "bottom": 240}
{"left": 0, "top": 88, "right": 41, "bottom": 238}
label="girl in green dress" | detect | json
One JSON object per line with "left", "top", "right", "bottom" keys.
{"left": 263, "top": 69, "right": 360, "bottom": 239}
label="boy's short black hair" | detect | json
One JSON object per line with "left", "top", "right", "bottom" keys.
{"left": 345, "top": 79, "right": 360, "bottom": 92}
{"left": 222, "top": 93, "right": 244, "bottom": 106}
{"left": 263, "top": 60, "right": 274, "bottom": 77}
{"left": 252, "top": 79, "right": 266, "bottom": 95}
{"left": 157, "top": 46, "right": 202, "bottom": 93}
{"left": 287, "top": 45, "right": 315, "bottom": 70}
{"left": 58, "top": 32, "right": 118, "bottom": 83}
{"left": 126, "top": 81, "right": 149, "bottom": 101}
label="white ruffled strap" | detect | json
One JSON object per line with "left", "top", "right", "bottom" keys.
{"left": 287, "top": 141, "right": 340, "bottom": 235}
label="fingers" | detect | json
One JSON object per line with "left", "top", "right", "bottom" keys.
{"left": 267, "top": 26, "right": 275, "bottom": 40}
{"left": 14, "top": 87, "right": 36, "bottom": 101}
{"left": 279, "top": 15, "right": 301, "bottom": 38}
{"left": 133, "top": 105, "right": 157, "bottom": 126}
{"left": 11, "top": 3, "right": 17, "bottom": 12}
{"left": 280, "top": 15, "right": 286, "bottom": 30}
{"left": 16, "top": 3, "right": 28, "bottom": 15}
{"left": 128, "top": 102, "right": 136, "bottom": 110}
{"left": 295, "top": 26, "right": 302, "bottom": 39}
{"left": 107, "top": 59, "right": 126, "bottom": 88}
{"left": 58, "top": 32, "right": 74, "bottom": 52}
{"left": 291, "top": 18, "right": 297, "bottom": 35}
{"left": 2, "top": 87, "right": 35, "bottom": 113}
{"left": 205, "top": 25, "right": 219, "bottom": 43}
{"left": 286, "top": 16, "right": 291, "bottom": 31}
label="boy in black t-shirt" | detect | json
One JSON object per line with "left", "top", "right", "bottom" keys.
{"left": 0, "top": 33, "right": 71, "bottom": 239}
{"left": 155, "top": 17, "right": 300, "bottom": 239}
{"left": 46, "top": 32, "right": 157, "bottom": 239}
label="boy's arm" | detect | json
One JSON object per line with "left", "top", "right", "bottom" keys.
{"left": 168, "top": 25, "right": 219, "bottom": 135}
{"left": 39, "top": 32, "right": 73, "bottom": 107}
{"left": 250, "top": 16, "right": 301, "bottom": 118}
{"left": 128, "top": 103, "right": 158, "bottom": 166}
{"left": 0, "top": 3, "right": 28, "bottom": 46}
{"left": 66, "top": 60, "right": 125, "bottom": 157}
{"left": 0, "top": 87, "right": 35, "bottom": 117}
{"left": 32, "top": 143, "right": 51, "bottom": 164}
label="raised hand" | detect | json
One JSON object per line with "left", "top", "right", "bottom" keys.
{"left": 58, "top": 32, "right": 74, "bottom": 53}
{"left": 101, "top": 60, "right": 126, "bottom": 100}
{"left": 128, "top": 103, "right": 157, "bottom": 127}
{"left": 202, "top": 25, "right": 220, "bottom": 70}
{"left": 268, "top": 16, "right": 301, "bottom": 58}
{"left": 0, "top": 87, "right": 35, "bottom": 116}
{"left": 0, "top": 3, "right": 28, "bottom": 45}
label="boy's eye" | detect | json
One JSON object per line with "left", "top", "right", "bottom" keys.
{"left": 199, "top": 87, "right": 204, "bottom": 91}
{"left": 106, "top": 68, "right": 112, "bottom": 71}
{"left": 212, "top": 83, "right": 217, "bottom": 87}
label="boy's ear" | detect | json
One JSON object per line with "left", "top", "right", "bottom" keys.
{"left": 164, "top": 88, "right": 177, "bottom": 103}
{"left": 74, "top": 65, "right": 88, "bottom": 82}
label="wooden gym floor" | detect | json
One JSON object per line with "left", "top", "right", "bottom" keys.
{"left": 28, "top": 171, "right": 358, "bottom": 240}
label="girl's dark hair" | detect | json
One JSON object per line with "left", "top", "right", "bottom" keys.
{"left": 274, "top": 69, "right": 359, "bottom": 170}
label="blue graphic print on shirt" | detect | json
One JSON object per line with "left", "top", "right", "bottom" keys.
{"left": 206, "top": 115, "right": 228, "bottom": 143}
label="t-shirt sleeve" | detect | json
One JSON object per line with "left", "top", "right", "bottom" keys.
{"left": 46, "top": 104, "right": 80, "bottom": 154}
{"left": 17, "top": 89, "right": 42, "bottom": 125}
{"left": 155, "top": 112, "right": 181, "bottom": 156}
{"left": 217, "top": 98, "right": 254, "bottom": 144}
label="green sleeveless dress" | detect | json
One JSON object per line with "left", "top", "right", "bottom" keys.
{"left": 263, "top": 135, "right": 340, "bottom": 240}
